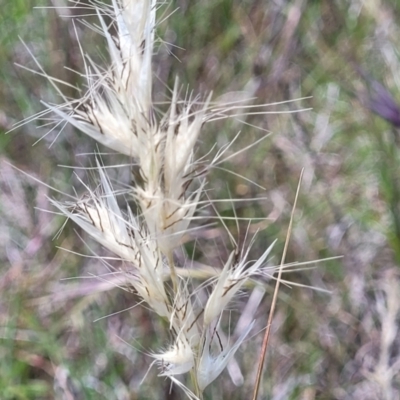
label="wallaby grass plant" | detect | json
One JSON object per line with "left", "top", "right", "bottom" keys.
{"left": 22, "top": 0, "right": 310, "bottom": 398}
{"left": 3, "top": 0, "right": 400, "bottom": 399}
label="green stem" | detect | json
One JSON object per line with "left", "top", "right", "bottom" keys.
{"left": 191, "top": 367, "right": 203, "bottom": 399}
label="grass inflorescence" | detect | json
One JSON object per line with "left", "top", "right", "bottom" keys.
{"left": 23, "top": 1, "right": 295, "bottom": 398}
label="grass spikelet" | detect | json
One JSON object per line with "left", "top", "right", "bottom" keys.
{"left": 203, "top": 239, "right": 276, "bottom": 327}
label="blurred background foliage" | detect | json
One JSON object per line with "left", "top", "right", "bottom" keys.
{"left": 1, "top": 0, "right": 400, "bottom": 399}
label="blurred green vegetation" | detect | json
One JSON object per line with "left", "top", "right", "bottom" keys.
{"left": 1, "top": 0, "right": 400, "bottom": 399}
